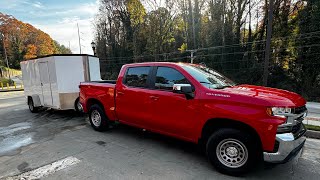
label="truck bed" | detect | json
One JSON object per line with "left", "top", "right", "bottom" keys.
{"left": 79, "top": 81, "right": 117, "bottom": 121}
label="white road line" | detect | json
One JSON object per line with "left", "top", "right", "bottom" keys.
{"left": 4, "top": 156, "right": 80, "bottom": 180}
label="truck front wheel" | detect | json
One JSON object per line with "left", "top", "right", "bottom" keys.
{"left": 206, "top": 128, "right": 259, "bottom": 175}
{"left": 89, "top": 104, "right": 109, "bottom": 131}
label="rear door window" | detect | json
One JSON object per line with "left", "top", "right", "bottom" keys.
{"left": 124, "top": 67, "right": 151, "bottom": 88}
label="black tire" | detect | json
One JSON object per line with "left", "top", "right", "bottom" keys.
{"left": 28, "top": 97, "right": 38, "bottom": 113}
{"left": 74, "top": 97, "right": 82, "bottom": 113}
{"left": 88, "top": 104, "right": 109, "bottom": 131}
{"left": 206, "top": 128, "right": 260, "bottom": 175}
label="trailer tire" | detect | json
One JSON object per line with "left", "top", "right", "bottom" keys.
{"left": 89, "top": 104, "right": 109, "bottom": 131}
{"left": 74, "top": 97, "right": 82, "bottom": 113}
{"left": 28, "top": 97, "right": 39, "bottom": 113}
{"left": 206, "top": 128, "right": 259, "bottom": 175}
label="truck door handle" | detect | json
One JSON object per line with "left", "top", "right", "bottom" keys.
{"left": 150, "top": 96, "right": 159, "bottom": 100}
{"left": 118, "top": 92, "right": 124, "bottom": 96}
{"left": 41, "top": 83, "right": 43, "bottom": 86}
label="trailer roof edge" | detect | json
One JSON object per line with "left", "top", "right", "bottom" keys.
{"left": 22, "top": 54, "right": 97, "bottom": 61}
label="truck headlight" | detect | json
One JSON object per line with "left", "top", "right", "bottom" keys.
{"left": 266, "top": 107, "right": 292, "bottom": 118}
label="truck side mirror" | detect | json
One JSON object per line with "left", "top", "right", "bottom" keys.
{"left": 173, "top": 84, "right": 194, "bottom": 99}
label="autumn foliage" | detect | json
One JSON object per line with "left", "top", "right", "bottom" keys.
{"left": 0, "top": 12, "right": 71, "bottom": 68}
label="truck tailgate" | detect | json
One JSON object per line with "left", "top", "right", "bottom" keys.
{"left": 79, "top": 82, "right": 117, "bottom": 121}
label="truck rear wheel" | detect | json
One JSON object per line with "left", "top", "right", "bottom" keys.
{"left": 89, "top": 104, "right": 109, "bottom": 131}
{"left": 206, "top": 128, "right": 259, "bottom": 175}
{"left": 28, "top": 97, "right": 38, "bottom": 113}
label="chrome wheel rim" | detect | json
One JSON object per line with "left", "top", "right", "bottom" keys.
{"left": 216, "top": 139, "right": 248, "bottom": 168}
{"left": 91, "top": 110, "right": 101, "bottom": 127}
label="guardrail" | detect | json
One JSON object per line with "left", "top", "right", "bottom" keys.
{"left": 0, "top": 82, "right": 23, "bottom": 91}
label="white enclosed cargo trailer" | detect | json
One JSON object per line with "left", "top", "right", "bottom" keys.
{"left": 20, "top": 54, "right": 101, "bottom": 112}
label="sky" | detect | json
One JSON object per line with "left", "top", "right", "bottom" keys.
{"left": 0, "top": 0, "right": 99, "bottom": 54}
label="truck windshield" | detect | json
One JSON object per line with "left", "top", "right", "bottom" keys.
{"left": 180, "top": 64, "right": 236, "bottom": 89}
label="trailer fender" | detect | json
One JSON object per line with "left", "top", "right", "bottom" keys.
{"left": 29, "top": 95, "right": 41, "bottom": 107}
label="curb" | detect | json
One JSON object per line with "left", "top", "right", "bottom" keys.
{"left": 305, "top": 117, "right": 320, "bottom": 121}
{"left": 305, "top": 130, "right": 320, "bottom": 139}
{"left": 0, "top": 89, "right": 24, "bottom": 93}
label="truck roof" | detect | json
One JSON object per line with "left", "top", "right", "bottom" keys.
{"left": 123, "top": 62, "right": 194, "bottom": 67}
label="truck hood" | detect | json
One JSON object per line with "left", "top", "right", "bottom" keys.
{"left": 222, "top": 84, "right": 306, "bottom": 107}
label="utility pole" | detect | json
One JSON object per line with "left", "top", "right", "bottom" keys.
{"left": 77, "top": 23, "right": 82, "bottom": 54}
{"left": 221, "top": 0, "right": 226, "bottom": 62}
{"left": 187, "top": 49, "right": 196, "bottom": 64}
{"left": 263, "top": 0, "right": 274, "bottom": 86}
{"left": 191, "top": 2, "right": 196, "bottom": 49}
{"left": 1, "top": 33, "right": 10, "bottom": 78}
{"left": 191, "top": 50, "right": 194, "bottom": 64}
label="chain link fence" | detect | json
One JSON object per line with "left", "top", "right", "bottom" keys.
{"left": 99, "top": 32, "right": 320, "bottom": 101}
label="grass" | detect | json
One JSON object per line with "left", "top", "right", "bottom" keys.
{"left": 305, "top": 124, "right": 320, "bottom": 132}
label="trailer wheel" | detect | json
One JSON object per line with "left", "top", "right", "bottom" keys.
{"left": 206, "top": 128, "right": 259, "bottom": 175}
{"left": 89, "top": 104, "right": 109, "bottom": 131}
{"left": 74, "top": 97, "right": 83, "bottom": 113}
{"left": 28, "top": 97, "right": 39, "bottom": 113}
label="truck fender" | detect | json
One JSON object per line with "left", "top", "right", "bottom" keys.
{"left": 29, "top": 95, "right": 41, "bottom": 107}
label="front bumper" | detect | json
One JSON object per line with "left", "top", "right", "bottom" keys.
{"left": 263, "top": 129, "right": 306, "bottom": 163}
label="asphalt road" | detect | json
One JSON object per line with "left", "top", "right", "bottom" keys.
{"left": 1, "top": 91, "right": 320, "bottom": 180}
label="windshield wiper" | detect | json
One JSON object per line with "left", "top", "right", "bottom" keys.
{"left": 199, "top": 82, "right": 233, "bottom": 89}
{"left": 215, "top": 85, "right": 233, "bottom": 89}
{"left": 199, "top": 81, "right": 212, "bottom": 85}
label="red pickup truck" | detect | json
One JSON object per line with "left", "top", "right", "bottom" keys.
{"left": 79, "top": 62, "right": 307, "bottom": 175}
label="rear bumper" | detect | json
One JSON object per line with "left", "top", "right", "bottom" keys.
{"left": 263, "top": 130, "right": 306, "bottom": 163}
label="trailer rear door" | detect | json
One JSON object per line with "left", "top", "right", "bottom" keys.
{"left": 39, "top": 62, "right": 53, "bottom": 106}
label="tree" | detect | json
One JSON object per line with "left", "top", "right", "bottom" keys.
{"left": 53, "top": 40, "right": 72, "bottom": 54}
{"left": 92, "top": 0, "right": 320, "bottom": 100}
{"left": 0, "top": 12, "right": 72, "bottom": 69}
{"left": 127, "top": 0, "right": 147, "bottom": 57}
{"left": 145, "top": 7, "right": 175, "bottom": 56}
{"left": 295, "top": 0, "right": 320, "bottom": 99}
{"left": 24, "top": 44, "right": 37, "bottom": 59}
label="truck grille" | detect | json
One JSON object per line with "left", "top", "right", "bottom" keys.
{"left": 293, "top": 105, "right": 307, "bottom": 115}
{"left": 292, "top": 106, "right": 307, "bottom": 138}
{"left": 292, "top": 122, "right": 306, "bottom": 139}
{"left": 292, "top": 123, "right": 302, "bottom": 134}
{"left": 277, "top": 105, "right": 307, "bottom": 135}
